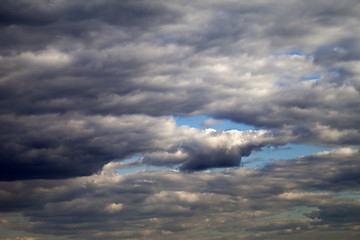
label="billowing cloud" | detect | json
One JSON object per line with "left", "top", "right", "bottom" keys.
{"left": 0, "top": 149, "right": 359, "bottom": 239}
{"left": 0, "top": 0, "right": 359, "bottom": 135}
{"left": 0, "top": 0, "right": 359, "bottom": 239}
{"left": 0, "top": 113, "right": 285, "bottom": 180}
{"left": 1, "top": 0, "right": 359, "bottom": 180}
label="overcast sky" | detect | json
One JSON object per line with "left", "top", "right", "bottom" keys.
{"left": 0, "top": 0, "right": 360, "bottom": 239}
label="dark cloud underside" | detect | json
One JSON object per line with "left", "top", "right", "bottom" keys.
{"left": 0, "top": 0, "right": 359, "bottom": 239}
{"left": 0, "top": 149, "right": 359, "bottom": 239}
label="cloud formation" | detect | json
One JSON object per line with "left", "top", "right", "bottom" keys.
{"left": 0, "top": 0, "right": 359, "bottom": 239}
{"left": 0, "top": 149, "right": 359, "bottom": 239}
{"left": 1, "top": 0, "right": 359, "bottom": 179}
{"left": 0, "top": 113, "right": 286, "bottom": 180}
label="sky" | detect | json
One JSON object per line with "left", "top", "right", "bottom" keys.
{"left": 0, "top": 0, "right": 359, "bottom": 239}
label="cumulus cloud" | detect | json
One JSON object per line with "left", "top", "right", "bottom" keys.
{"left": 0, "top": 0, "right": 359, "bottom": 146}
{"left": 0, "top": 149, "right": 359, "bottom": 239}
{"left": 0, "top": 113, "right": 286, "bottom": 180}
{"left": 104, "top": 203, "right": 124, "bottom": 213}
{"left": 0, "top": 0, "right": 359, "bottom": 239}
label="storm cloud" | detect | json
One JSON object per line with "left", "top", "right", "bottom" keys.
{"left": 0, "top": 0, "right": 359, "bottom": 239}
{"left": 1, "top": 149, "right": 360, "bottom": 239}
{"left": 1, "top": 0, "right": 359, "bottom": 178}
{"left": 0, "top": 113, "right": 284, "bottom": 180}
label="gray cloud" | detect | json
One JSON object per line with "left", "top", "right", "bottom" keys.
{"left": 0, "top": 113, "right": 284, "bottom": 180}
{"left": 0, "top": 149, "right": 359, "bottom": 239}
{"left": 0, "top": 1, "right": 359, "bottom": 239}
{"left": 1, "top": 0, "right": 359, "bottom": 120}
{"left": 0, "top": 3, "right": 358, "bottom": 152}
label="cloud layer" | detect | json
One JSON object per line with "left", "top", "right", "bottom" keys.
{"left": 0, "top": 113, "right": 285, "bottom": 180}
{"left": 1, "top": 149, "right": 359, "bottom": 239}
{"left": 1, "top": 0, "right": 359, "bottom": 179}
{"left": 0, "top": 0, "right": 359, "bottom": 239}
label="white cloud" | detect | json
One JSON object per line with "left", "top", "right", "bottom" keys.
{"left": 0, "top": 0, "right": 359, "bottom": 239}
{"left": 19, "top": 49, "right": 72, "bottom": 66}
{"left": 202, "top": 118, "right": 224, "bottom": 127}
{"left": 104, "top": 203, "right": 123, "bottom": 213}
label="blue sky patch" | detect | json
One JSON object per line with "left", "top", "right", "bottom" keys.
{"left": 242, "top": 143, "right": 333, "bottom": 168}
{"left": 300, "top": 75, "right": 322, "bottom": 81}
{"left": 173, "top": 115, "right": 256, "bottom": 131}
{"left": 274, "top": 50, "right": 304, "bottom": 56}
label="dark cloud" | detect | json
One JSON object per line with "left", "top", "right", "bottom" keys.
{"left": 0, "top": 0, "right": 359, "bottom": 137}
{"left": 306, "top": 201, "right": 360, "bottom": 224}
{"left": 178, "top": 142, "right": 259, "bottom": 171}
{"left": 0, "top": 114, "right": 284, "bottom": 180}
{"left": 0, "top": 0, "right": 180, "bottom": 53}
{"left": 0, "top": 0, "right": 359, "bottom": 239}
{"left": 0, "top": 149, "right": 359, "bottom": 239}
